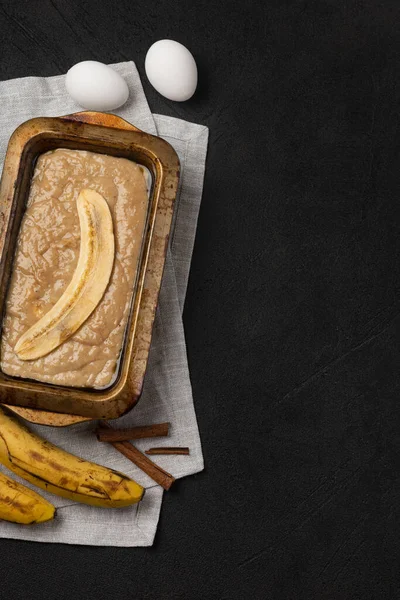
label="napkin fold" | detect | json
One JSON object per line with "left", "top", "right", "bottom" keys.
{"left": 0, "top": 62, "right": 208, "bottom": 546}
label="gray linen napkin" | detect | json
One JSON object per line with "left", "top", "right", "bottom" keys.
{"left": 0, "top": 62, "right": 208, "bottom": 546}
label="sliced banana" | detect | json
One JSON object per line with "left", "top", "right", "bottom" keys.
{"left": 15, "top": 189, "right": 115, "bottom": 361}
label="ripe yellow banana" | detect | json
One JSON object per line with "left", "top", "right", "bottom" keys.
{"left": 15, "top": 188, "right": 115, "bottom": 361}
{"left": 0, "top": 470, "right": 55, "bottom": 524}
{"left": 0, "top": 407, "right": 144, "bottom": 508}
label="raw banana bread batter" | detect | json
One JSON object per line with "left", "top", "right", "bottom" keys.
{"left": 0, "top": 148, "right": 148, "bottom": 388}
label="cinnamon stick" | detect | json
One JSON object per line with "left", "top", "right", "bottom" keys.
{"left": 96, "top": 422, "right": 169, "bottom": 442}
{"left": 101, "top": 423, "right": 175, "bottom": 490}
{"left": 145, "top": 447, "right": 190, "bottom": 456}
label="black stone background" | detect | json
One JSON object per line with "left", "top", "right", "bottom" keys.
{"left": 1, "top": 1, "right": 400, "bottom": 598}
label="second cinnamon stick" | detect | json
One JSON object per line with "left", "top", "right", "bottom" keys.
{"left": 145, "top": 447, "right": 190, "bottom": 456}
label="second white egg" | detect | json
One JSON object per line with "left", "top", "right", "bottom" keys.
{"left": 66, "top": 61, "right": 129, "bottom": 111}
{"left": 145, "top": 40, "right": 198, "bottom": 102}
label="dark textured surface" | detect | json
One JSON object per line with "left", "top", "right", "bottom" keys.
{"left": 1, "top": 0, "right": 400, "bottom": 598}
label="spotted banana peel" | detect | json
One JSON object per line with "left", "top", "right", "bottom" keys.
{"left": 0, "top": 407, "right": 144, "bottom": 508}
{"left": 0, "top": 470, "right": 55, "bottom": 524}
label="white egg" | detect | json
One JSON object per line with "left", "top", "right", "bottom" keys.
{"left": 145, "top": 40, "right": 197, "bottom": 102}
{"left": 65, "top": 61, "right": 129, "bottom": 111}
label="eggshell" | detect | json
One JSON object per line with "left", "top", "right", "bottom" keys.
{"left": 65, "top": 61, "right": 129, "bottom": 111}
{"left": 145, "top": 40, "right": 197, "bottom": 102}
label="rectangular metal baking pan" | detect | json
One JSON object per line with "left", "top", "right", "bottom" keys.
{"left": 0, "top": 111, "right": 180, "bottom": 423}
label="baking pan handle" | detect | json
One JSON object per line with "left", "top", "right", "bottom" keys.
{"left": 59, "top": 111, "right": 142, "bottom": 132}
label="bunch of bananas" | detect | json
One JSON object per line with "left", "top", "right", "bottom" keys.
{"left": 0, "top": 406, "right": 144, "bottom": 525}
